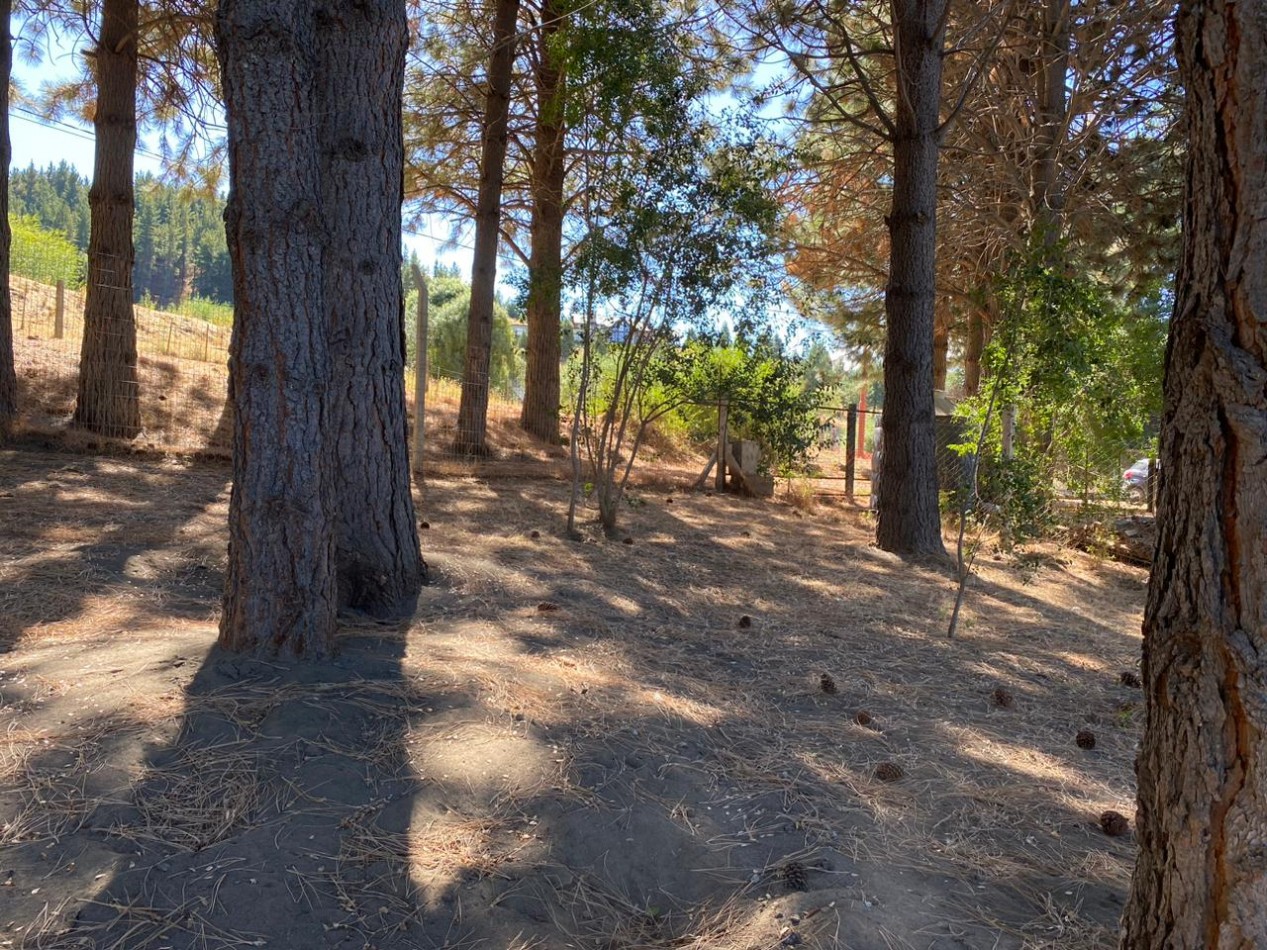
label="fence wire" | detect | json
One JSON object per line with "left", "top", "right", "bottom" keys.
{"left": 10, "top": 275, "right": 522, "bottom": 459}
{"left": 9, "top": 276, "right": 1155, "bottom": 507}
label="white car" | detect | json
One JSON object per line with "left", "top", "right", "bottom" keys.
{"left": 1123, "top": 458, "right": 1157, "bottom": 495}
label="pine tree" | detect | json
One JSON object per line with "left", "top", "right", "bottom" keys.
{"left": 519, "top": 0, "right": 566, "bottom": 443}
{"left": 874, "top": 0, "right": 948, "bottom": 559}
{"left": 453, "top": 0, "right": 522, "bottom": 455}
{"left": 315, "top": 0, "right": 425, "bottom": 618}
{"left": 1121, "top": 0, "right": 1267, "bottom": 941}
{"left": 0, "top": 0, "right": 17, "bottom": 440}
{"left": 216, "top": 0, "right": 338, "bottom": 656}
{"left": 73, "top": 0, "right": 141, "bottom": 439}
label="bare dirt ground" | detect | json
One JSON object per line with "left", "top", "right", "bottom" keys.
{"left": 0, "top": 447, "right": 1147, "bottom": 949}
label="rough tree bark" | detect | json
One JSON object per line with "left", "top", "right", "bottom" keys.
{"left": 216, "top": 0, "right": 338, "bottom": 657}
{"left": 876, "top": 0, "right": 948, "bottom": 559}
{"left": 520, "top": 0, "right": 566, "bottom": 444}
{"left": 0, "top": 0, "right": 15, "bottom": 440}
{"left": 932, "top": 302, "right": 949, "bottom": 391}
{"left": 453, "top": 0, "right": 521, "bottom": 455}
{"left": 1030, "top": 0, "right": 1070, "bottom": 251}
{"left": 74, "top": 0, "right": 141, "bottom": 439}
{"left": 315, "top": 0, "right": 425, "bottom": 618}
{"left": 963, "top": 303, "right": 984, "bottom": 396}
{"left": 1120, "top": 0, "right": 1267, "bottom": 944}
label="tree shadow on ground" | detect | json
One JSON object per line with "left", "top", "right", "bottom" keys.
{"left": 0, "top": 450, "right": 1145, "bottom": 949}
{"left": 0, "top": 446, "right": 230, "bottom": 652}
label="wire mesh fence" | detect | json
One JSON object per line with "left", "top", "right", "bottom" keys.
{"left": 801, "top": 406, "right": 977, "bottom": 506}
{"left": 10, "top": 275, "right": 524, "bottom": 459}
{"left": 9, "top": 275, "right": 1157, "bottom": 510}
{"left": 13, "top": 276, "right": 232, "bottom": 448}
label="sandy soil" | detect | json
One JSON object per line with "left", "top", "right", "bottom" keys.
{"left": 0, "top": 448, "right": 1147, "bottom": 949}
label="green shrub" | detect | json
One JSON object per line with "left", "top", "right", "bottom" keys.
{"left": 10, "top": 214, "right": 85, "bottom": 287}
{"left": 405, "top": 278, "right": 524, "bottom": 396}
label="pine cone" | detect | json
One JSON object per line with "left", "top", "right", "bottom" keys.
{"left": 991, "top": 687, "right": 1015, "bottom": 708}
{"left": 819, "top": 673, "right": 838, "bottom": 694}
{"left": 1076, "top": 729, "right": 1097, "bottom": 750}
{"left": 780, "top": 861, "right": 808, "bottom": 892}
{"left": 854, "top": 709, "right": 873, "bottom": 727}
{"left": 1099, "top": 810, "right": 1130, "bottom": 837}
{"left": 875, "top": 761, "right": 903, "bottom": 782}
{"left": 1120, "top": 671, "right": 1142, "bottom": 689}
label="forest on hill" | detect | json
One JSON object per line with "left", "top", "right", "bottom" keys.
{"left": 9, "top": 162, "right": 231, "bottom": 307}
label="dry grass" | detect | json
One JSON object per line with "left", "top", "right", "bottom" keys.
{"left": 784, "top": 478, "right": 818, "bottom": 513}
{"left": 9, "top": 275, "right": 714, "bottom": 487}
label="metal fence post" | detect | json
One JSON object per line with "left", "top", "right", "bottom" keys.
{"left": 845, "top": 403, "right": 857, "bottom": 501}
{"left": 1147, "top": 457, "right": 1157, "bottom": 512}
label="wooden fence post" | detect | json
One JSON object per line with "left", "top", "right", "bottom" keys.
{"left": 715, "top": 398, "right": 729, "bottom": 492}
{"left": 54, "top": 280, "right": 65, "bottom": 339}
{"left": 845, "top": 403, "right": 857, "bottom": 501}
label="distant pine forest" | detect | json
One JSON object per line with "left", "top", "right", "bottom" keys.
{"left": 10, "top": 162, "right": 232, "bottom": 310}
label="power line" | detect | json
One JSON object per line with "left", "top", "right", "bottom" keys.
{"left": 12, "top": 104, "right": 168, "bottom": 163}
{"left": 403, "top": 224, "right": 476, "bottom": 253}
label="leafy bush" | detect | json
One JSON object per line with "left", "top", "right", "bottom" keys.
{"left": 976, "top": 453, "right": 1057, "bottom": 540}
{"left": 564, "top": 337, "right": 826, "bottom": 476}
{"left": 139, "top": 294, "right": 235, "bottom": 327}
{"left": 174, "top": 296, "right": 235, "bottom": 327}
{"left": 405, "top": 276, "right": 524, "bottom": 397}
{"left": 10, "top": 214, "right": 85, "bottom": 288}
{"left": 955, "top": 262, "right": 1166, "bottom": 533}
{"left": 656, "top": 338, "right": 826, "bottom": 475}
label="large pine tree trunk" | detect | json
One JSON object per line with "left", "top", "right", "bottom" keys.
{"left": 1029, "top": 0, "right": 1070, "bottom": 250}
{"left": 876, "top": 0, "right": 947, "bottom": 559}
{"left": 216, "top": 0, "right": 338, "bottom": 657}
{"left": 74, "top": 0, "right": 141, "bottom": 439}
{"left": 315, "top": 0, "right": 424, "bottom": 618}
{"left": 1121, "top": 1, "right": 1267, "bottom": 943}
{"left": 520, "top": 0, "right": 566, "bottom": 444}
{"left": 0, "top": 0, "right": 15, "bottom": 440}
{"left": 453, "top": 0, "right": 521, "bottom": 455}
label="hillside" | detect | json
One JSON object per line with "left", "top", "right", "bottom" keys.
{"left": 8, "top": 275, "right": 603, "bottom": 468}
